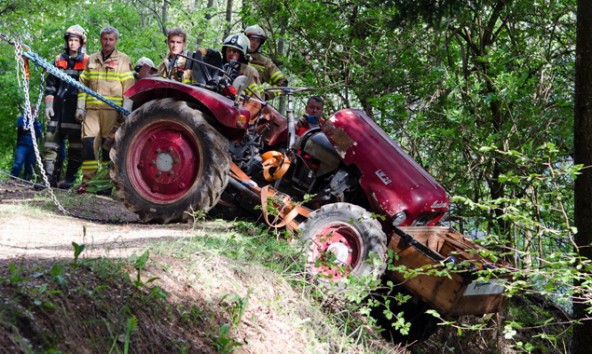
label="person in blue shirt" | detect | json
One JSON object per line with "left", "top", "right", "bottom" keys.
{"left": 10, "top": 112, "right": 43, "bottom": 181}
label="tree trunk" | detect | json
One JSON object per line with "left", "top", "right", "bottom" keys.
{"left": 573, "top": 0, "right": 592, "bottom": 352}
{"left": 224, "top": 0, "right": 233, "bottom": 38}
{"left": 205, "top": 0, "right": 215, "bottom": 20}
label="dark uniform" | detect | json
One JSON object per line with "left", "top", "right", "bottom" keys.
{"left": 44, "top": 51, "right": 88, "bottom": 187}
{"left": 11, "top": 115, "right": 43, "bottom": 181}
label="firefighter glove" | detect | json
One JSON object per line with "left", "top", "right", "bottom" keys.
{"left": 118, "top": 97, "right": 133, "bottom": 123}
{"left": 45, "top": 96, "right": 54, "bottom": 120}
{"left": 75, "top": 99, "right": 86, "bottom": 123}
{"left": 123, "top": 97, "right": 133, "bottom": 113}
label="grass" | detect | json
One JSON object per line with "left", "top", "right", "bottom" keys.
{"left": 147, "top": 219, "right": 407, "bottom": 353}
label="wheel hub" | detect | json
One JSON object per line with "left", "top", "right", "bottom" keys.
{"left": 309, "top": 222, "right": 362, "bottom": 280}
{"left": 156, "top": 151, "right": 174, "bottom": 172}
{"left": 327, "top": 242, "right": 350, "bottom": 265}
{"left": 128, "top": 121, "right": 200, "bottom": 203}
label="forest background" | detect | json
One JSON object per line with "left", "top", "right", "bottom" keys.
{"left": 1, "top": 0, "right": 591, "bottom": 352}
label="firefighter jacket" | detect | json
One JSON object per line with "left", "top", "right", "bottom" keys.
{"left": 240, "top": 63, "right": 264, "bottom": 98}
{"left": 157, "top": 52, "right": 193, "bottom": 84}
{"left": 45, "top": 53, "right": 88, "bottom": 129}
{"left": 78, "top": 50, "right": 135, "bottom": 109}
{"left": 46, "top": 52, "right": 89, "bottom": 101}
{"left": 249, "top": 52, "right": 287, "bottom": 87}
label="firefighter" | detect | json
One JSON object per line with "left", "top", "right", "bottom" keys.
{"left": 157, "top": 28, "right": 192, "bottom": 83}
{"left": 43, "top": 24, "right": 89, "bottom": 189}
{"left": 76, "top": 26, "right": 134, "bottom": 191}
{"left": 244, "top": 25, "right": 287, "bottom": 99}
{"left": 221, "top": 33, "right": 263, "bottom": 98}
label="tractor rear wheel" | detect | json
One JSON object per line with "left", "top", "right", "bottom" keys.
{"left": 110, "top": 98, "right": 230, "bottom": 223}
{"left": 299, "top": 203, "right": 388, "bottom": 282}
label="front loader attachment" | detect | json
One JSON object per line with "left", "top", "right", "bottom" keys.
{"left": 388, "top": 226, "right": 507, "bottom": 316}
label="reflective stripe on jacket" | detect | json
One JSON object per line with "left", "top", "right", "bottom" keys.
{"left": 249, "top": 52, "right": 287, "bottom": 86}
{"left": 78, "top": 50, "right": 134, "bottom": 109}
{"left": 241, "top": 63, "right": 264, "bottom": 98}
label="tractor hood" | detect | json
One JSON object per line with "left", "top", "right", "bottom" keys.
{"left": 323, "top": 109, "right": 450, "bottom": 226}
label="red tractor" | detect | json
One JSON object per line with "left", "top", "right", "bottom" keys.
{"left": 111, "top": 61, "right": 507, "bottom": 342}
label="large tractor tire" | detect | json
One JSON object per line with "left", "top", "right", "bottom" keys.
{"left": 299, "top": 203, "right": 388, "bottom": 282}
{"left": 110, "top": 98, "right": 231, "bottom": 223}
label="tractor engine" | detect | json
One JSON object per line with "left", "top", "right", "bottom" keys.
{"left": 287, "top": 129, "right": 361, "bottom": 205}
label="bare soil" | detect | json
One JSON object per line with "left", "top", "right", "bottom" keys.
{"left": 0, "top": 179, "right": 191, "bottom": 260}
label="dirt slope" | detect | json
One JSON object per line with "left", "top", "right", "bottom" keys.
{"left": 0, "top": 179, "right": 403, "bottom": 353}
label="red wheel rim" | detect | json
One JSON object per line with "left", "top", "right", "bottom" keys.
{"left": 127, "top": 120, "right": 200, "bottom": 203}
{"left": 308, "top": 222, "right": 362, "bottom": 280}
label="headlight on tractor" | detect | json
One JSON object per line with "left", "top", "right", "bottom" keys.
{"left": 391, "top": 211, "right": 407, "bottom": 226}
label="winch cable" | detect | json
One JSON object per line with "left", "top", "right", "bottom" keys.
{"left": 3, "top": 34, "right": 138, "bottom": 225}
{"left": 1, "top": 33, "right": 131, "bottom": 116}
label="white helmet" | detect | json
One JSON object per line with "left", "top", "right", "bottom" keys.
{"left": 64, "top": 24, "right": 87, "bottom": 44}
{"left": 222, "top": 33, "right": 250, "bottom": 63}
{"left": 135, "top": 56, "right": 155, "bottom": 69}
{"left": 245, "top": 25, "right": 267, "bottom": 51}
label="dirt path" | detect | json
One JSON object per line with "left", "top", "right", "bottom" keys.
{"left": 0, "top": 179, "right": 203, "bottom": 260}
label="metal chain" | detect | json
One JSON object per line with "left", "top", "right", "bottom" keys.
{"left": 4, "top": 34, "right": 139, "bottom": 224}
{"left": 14, "top": 40, "right": 71, "bottom": 217}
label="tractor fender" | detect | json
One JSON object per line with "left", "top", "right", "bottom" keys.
{"left": 124, "top": 77, "right": 250, "bottom": 133}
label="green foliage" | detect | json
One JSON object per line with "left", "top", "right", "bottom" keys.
{"left": 212, "top": 323, "right": 242, "bottom": 354}
{"left": 131, "top": 250, "right": 152, "bottom": 287}
{"left": 220, "top": 290, "right": 251, "bottom": 327}
{"left": 72, "top": 241, "right": 85, "bottom": 262}
{"left": 0, "top": 0, "right": 585, "bottom": 351}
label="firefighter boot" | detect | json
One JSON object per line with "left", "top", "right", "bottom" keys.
{"left": 58, "top": 150, "right": 82, "bottom": 190}
{"left": 57, "top": 167, "right": 78, "bottom": 189}
{"left": 43, "top": 160, "right": 58, "bottom": 187}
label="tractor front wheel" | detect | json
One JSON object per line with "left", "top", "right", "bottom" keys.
{"left": 299, "top": 203, "right": 388, "bottom": 282}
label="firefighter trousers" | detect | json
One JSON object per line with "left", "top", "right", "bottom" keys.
{"left": 81, "top": 108, "right": 120, "bottom": 183}
{"left": 44, "top": 122, "right": 82, "bottom": 184}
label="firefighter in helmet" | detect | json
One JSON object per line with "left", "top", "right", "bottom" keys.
{"left": 221, "top": 33, "right": 263, "bottom": 98}
{"left": 43, "top": 24, "right": 89, "bottom": 189}
{"left": 244, "top": 25, "right": 287, "bottom": 99}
